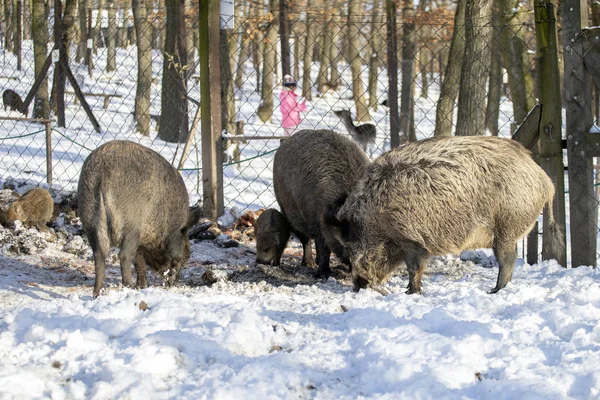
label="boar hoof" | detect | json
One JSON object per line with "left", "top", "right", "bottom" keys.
{"left": 352, "top": 275, "right": 369, "bottom": 292}
{"left": 405, "top": 284, "right": 421, "bottom": 295}
{"left": 313, "top": 265, "right": 331, "bottom": 280}
{"left": 488, "top": 286, "right": 501, "bottom": 294}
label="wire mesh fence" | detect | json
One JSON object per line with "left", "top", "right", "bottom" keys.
{"left": 0, "top": 3, "right": 588, "bottom": 264}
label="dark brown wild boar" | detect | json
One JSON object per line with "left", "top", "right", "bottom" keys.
{"left": 254, "top": 208, "right": 291, "bottom": 266}
{"left": 77, "top": 140, "right": 202, "bottom": 298}
{"left": 2, "top": 89, "right": 28, "bottom": 116}
{"left": 325, "top": 136, "right": 563, "bottom": 294}
{"left": 274, "top": 129, "right": 369, "bottom": 278}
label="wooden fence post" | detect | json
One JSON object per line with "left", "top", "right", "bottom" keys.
{"left": 562, "top": 0, "right": 596, "bottom": 267}
{"left": 534, "top": 0, "right": 567, "bottom": 266}
{"left": 199, "top": 0, "right": 224, "bottom": 219}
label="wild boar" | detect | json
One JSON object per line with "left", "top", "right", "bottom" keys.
{"left": 2, "top": 89, "right": 27, "bottom": 116}
{"left": 7, "top": 188, "right": 54, "bottom": 230}
{"left": 324, "top": 136, "right": 563, "bottom": 294}
{"left": 77, "top": 140, "right": 202, "bottom": 298}
{"left": 274, "top": 129, "right": 370, "bottom": 278}
{"left": 254, "top": 208, "right": 291, "bottom": 266}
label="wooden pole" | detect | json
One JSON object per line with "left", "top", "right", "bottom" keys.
{"left": 562, "top": 0, "right": 596, "bottom": 267}
{"left": 534, "top": 0, "right": 567, "bottom": 266}
{"left": 386, "top": 0, "right": 400, "bottom": 148}
{"left": 45, "top": 121, "right": 52, "bottom": 184}
{"left": 22, "top": 53, "right": 53, "bottom": 111}
{"left": 199, "top": 0, "right": 224, "bottom": 218}
{"left": 60, "top": 56, "right": 101, "bottom": 133}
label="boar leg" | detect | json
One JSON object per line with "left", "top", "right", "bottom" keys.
{"left": 406, "top": 250, "right": 429, "bottom": 295}
{"left": 88, "top": 230, "right": 107, "bottom": 298}
{"left": 296, "top": 232, "right": 315, "bottom": 267}
{"left": 490, "top": 240, "right": 517, "bottom": 294}
{"left": 118, "top": 232, "right": 140, "bottom": 289}
{"left": 314, "top": 236, "right": 331, "bottom": 279}
{"left": 134, "top": 252, "right": 148, "bottom": 289}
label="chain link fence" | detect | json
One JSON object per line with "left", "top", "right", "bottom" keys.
{"left": 1, "top": 4, "right": 582, "bottom": 264}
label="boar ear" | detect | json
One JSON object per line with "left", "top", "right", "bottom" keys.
{"left": 187, "top": 207, "right": 203, "bottom": 228}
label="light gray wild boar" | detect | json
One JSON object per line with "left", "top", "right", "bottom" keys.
{"left": 254, "top": 208, "right": 291, "bottom": 266}
{"left": 324, "top": 136, "right": 563, "bottom": 294}
{"left": 6, "top": 188, "right": 54, "bottom": 230}
{"left": 77, "top": 140, "right": 202, "bottom": 298}
{"left": 274, "top": 129, "right": 370, "bottom": 278}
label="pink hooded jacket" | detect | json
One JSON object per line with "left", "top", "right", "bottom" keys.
{"left": 279, "top": 89, "right": 307, "bottom": 129}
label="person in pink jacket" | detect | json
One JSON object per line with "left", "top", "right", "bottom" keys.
{"left": 280, "top": 74, "right": 307, "bottom": 136}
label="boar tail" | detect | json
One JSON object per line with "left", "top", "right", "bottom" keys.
{"left": 542, "top": 194, "right": 565, "bottom": 262}
{"left": 95, "top": 192, "right": 111, "bottom": 255}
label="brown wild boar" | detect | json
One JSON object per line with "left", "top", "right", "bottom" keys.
{"left": 77, "top": 140, "right": 202, "bottom": 298}
{"left": 2, "top": 89, "right": 28, "bottom": 116}
{"left": 7, "top": 188, "right": 54, "bottom": 230}
{"left": 324, "top": 136, "right": 563, "bottom": 294}
{"left": 254, "top": 208, "right": 291, "bottom": 266}
{"left": 274, "top": 129, "right": 369, "bottom": 278}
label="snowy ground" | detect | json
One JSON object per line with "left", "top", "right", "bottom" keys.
{"left": 1, "top": 214, "right": 600, "bottom": 399}
{"left": 2, "top": 36, "right": 600, "bottom": 400}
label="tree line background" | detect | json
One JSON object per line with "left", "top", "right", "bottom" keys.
{"left": 2, "top": 0, "right": 584, "bottom": 145}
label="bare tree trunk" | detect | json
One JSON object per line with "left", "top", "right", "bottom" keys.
{"left": 251, "top": 2, "right": 263, "bottom": 91}
{"left": 132, "top": 0, "right": 152, "bottom": 136}
{"left": 434, "top": 0, "right": 466, "bottom": 137}
{"left": 63, "top": 0, "right": 77, "bottom": 58}
{"left": 329, "top": 1, "right": 343, "bottom": 86}
{"left": 386, "top": 0, "right": 403, "bottom": 147}
{"left": 455, "top": 0, "right": 493, "bottom": 136}
{"left": 316, "top": 19, "right": 331, "bottom": 92}
{"left": 221, "top": 28, "right": 237, "bottom": 157}
{"left": 400, "top": 0, "right": 416, "bottom": 140}
{"left": 256, "top": 0, "right": 277, "bottom": 122}
{"left": 185, "top": 0, "right": 194, "bottom": 71}
{"left": 485, "top": 3, "right": 502, "bottom": 135}
{"left": 157, "top": 0, "right": 166, "bottom": 50}
{"left": 302, "top": 2, "right": 318, "bottom": 99}
{"left": 500, "top": 0, "right": 535, "bottom": 126}
{"left": 348, "top": 0, "right": 370, "bottom": 122}
{"left": 234, "top": 0, "right": 248, "bottom": 89}
{"left": 15, "top": 0, "right": 21, "bottom": 69}
{"left": 223, "top": 19, "right": 236, "bottom": 135}
{"left": 4, "top": 0, "right": 13, "bottom": 52}
{"left": 23, "top": 0, "right": 30, "bottom": 40}
{"left": 76, "top": 0, "right": 88, "bottom": 62}
{"left": 292, "top": 21, "right": 301, "bottom": 80}
{"left": 367, "top": 0, "right": 383, "bottom": 110}
{"left": 279, "top": 0, "right": 290, "bottom": 76}
{"left": 158, "top": 0, "right": 188, "bottom": 143}
{"left": 32, "top": 0, "right": 49, "bottom": 118}
{"left": 106, "top": 0, "right": 116, "bottom": 72}
{"left": 93, "top": 0, "right": 105, "bottom": 53}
